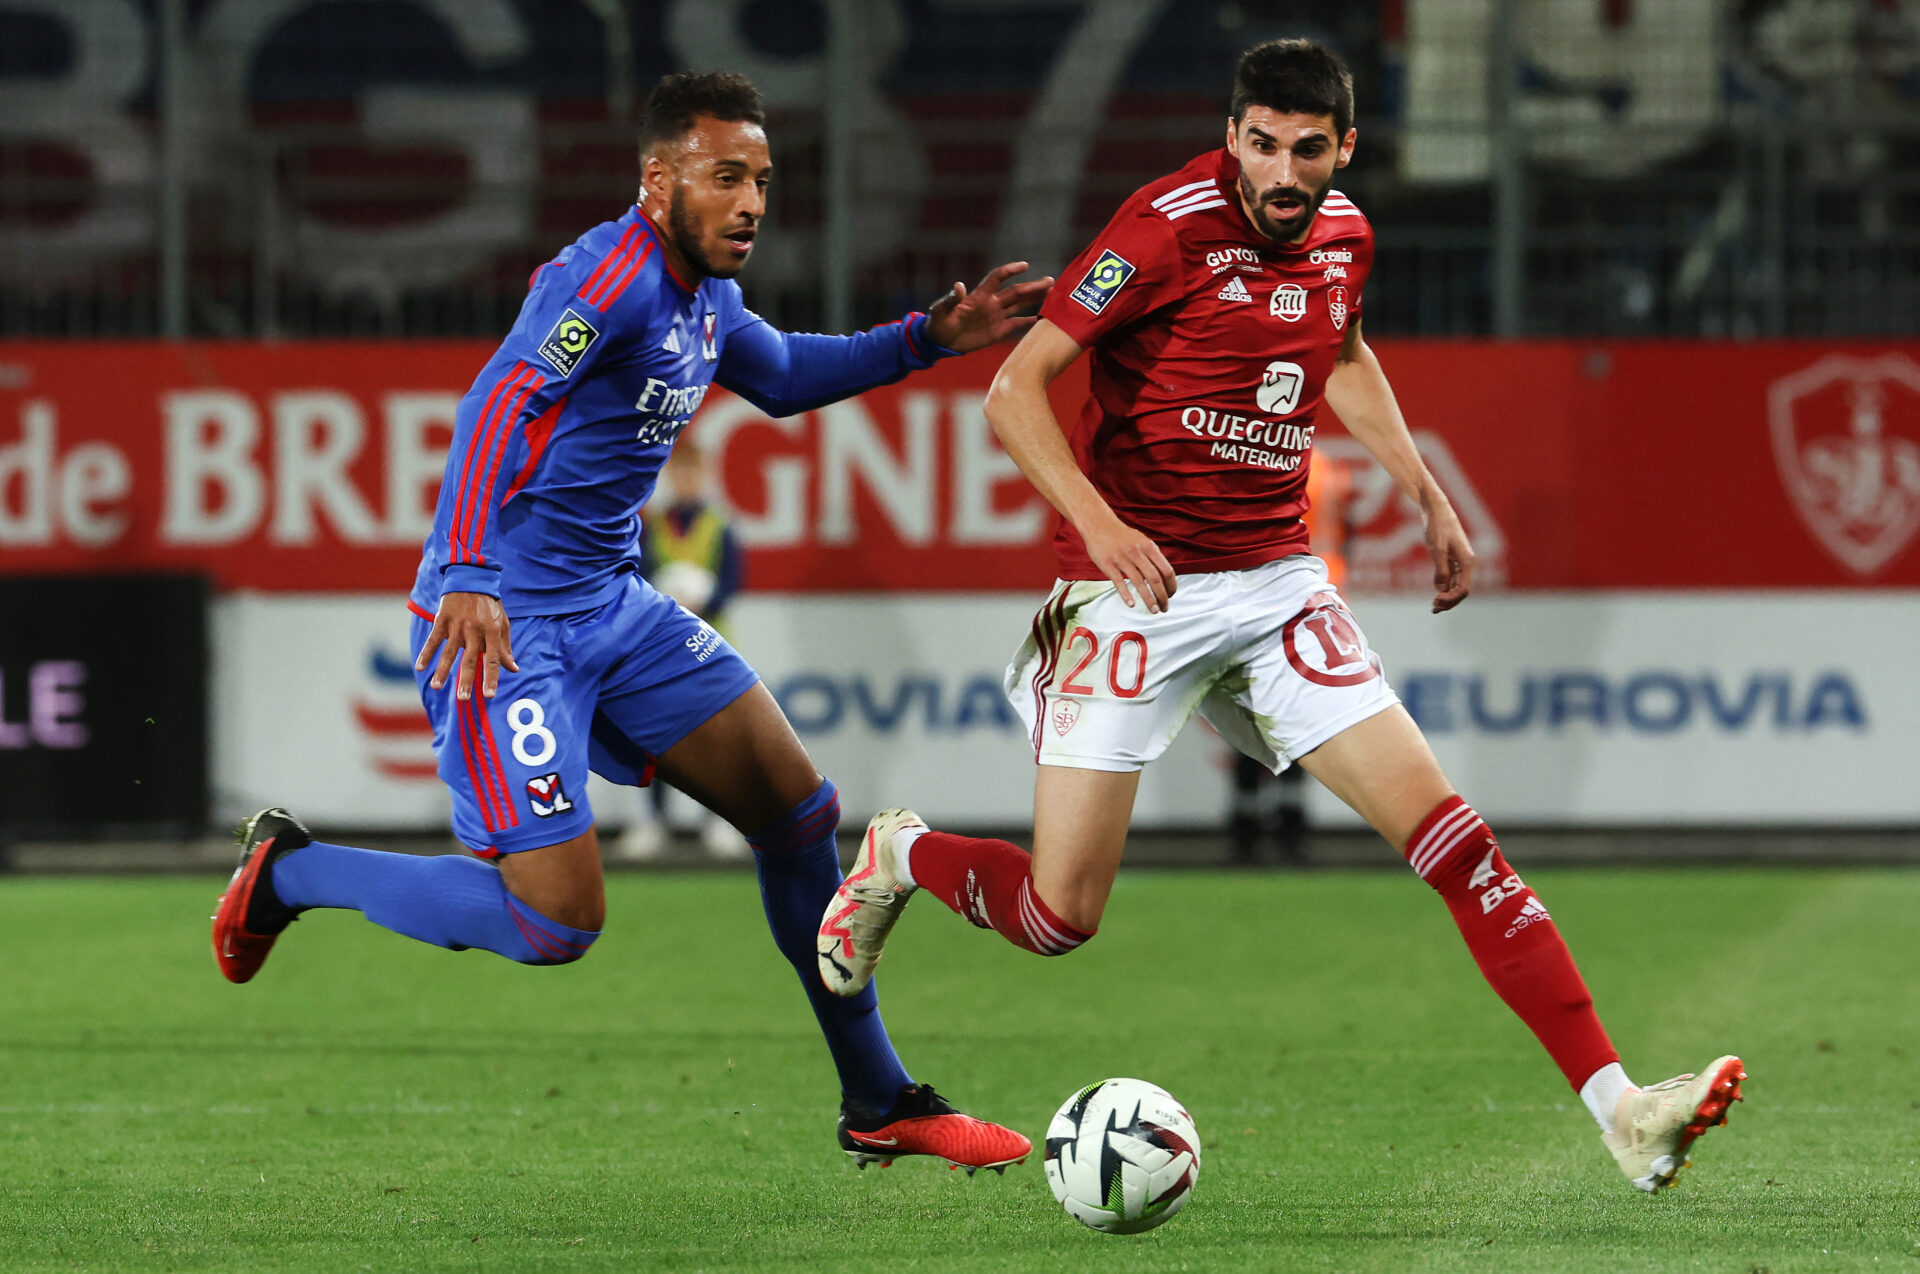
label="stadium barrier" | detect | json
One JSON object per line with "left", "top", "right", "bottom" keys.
{"left": 2, "top": 340, "right": 1916, "bottom": 832}
{"left": 0, "top": 575, "right": 207, "bottom": 836}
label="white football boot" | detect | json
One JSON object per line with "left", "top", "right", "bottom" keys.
{"left": 1602, "top": 1055, "right": 1746, "bottom": 1192}
{"left": 817, "top": 808, "right": 927, "bottom": 997}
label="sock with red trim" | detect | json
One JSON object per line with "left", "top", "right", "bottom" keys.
{"left": 269, "top": 842, "right": 599, "bottom": 965}
{"left": 748, "top": 779, "right": 913, "bottom": 1112}
{"left": 902, "top": 831, "right": 1094, "bottom": 956}
{"left": 1403, "top": 797, "right": 1618, "bottom": 1089}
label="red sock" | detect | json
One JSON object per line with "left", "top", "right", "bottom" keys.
{"left": 905, "top": 832, "right": 1093, "bottom": 956}
{"left": 1406, "top": 796, "right": 1618, "bottom": 1089}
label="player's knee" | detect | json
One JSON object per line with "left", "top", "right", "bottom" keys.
{"left": 501, "top": 891, "right": 603, "bottom": 964}
{"left": 524, "top": 925, "right": 600, "bottom": 966}
{"left": 516, "top": 921, "right": 600, "bottom": 966}
{"left": 1026, "top": 927, "right": 1095, "bottom": 958}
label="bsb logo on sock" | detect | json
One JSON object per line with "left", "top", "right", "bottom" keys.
{"left": 527, "top": 772, "right": 574, "bottom": 818}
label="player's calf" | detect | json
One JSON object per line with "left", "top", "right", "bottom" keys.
{"left": 900, "top": 829, "right": 1094, "bottom": 956}
{"left": 1403, "top": 796, "right": 1618, "bottom": 1090}
{"left": 234, "top": 823, "right": 602, "bottom": 969}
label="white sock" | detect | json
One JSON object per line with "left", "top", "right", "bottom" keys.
{"left": 1579, "top": 1062, "right": 1635, "bottom": 1132}
{"left": 891, "top": 827, "right": 926, "bottom": 889}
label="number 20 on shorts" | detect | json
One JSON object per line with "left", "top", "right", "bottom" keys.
{"left": 1058, "top": 628, "right": 1149, "bottom": 698}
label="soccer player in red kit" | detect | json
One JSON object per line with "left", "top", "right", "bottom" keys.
{"left": 819, "top": 40, "right": 1745, "bottom": 1193}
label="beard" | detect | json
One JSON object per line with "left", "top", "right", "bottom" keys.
{"left": 1238, "top": 171, "right": 1330, "bottom": 244}
{"left": 666, "top": 187, "right": 744, "bottom": 279}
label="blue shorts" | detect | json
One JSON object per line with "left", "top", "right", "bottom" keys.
{"left": 411, "top": 574, "right": 760, "bottom": 855}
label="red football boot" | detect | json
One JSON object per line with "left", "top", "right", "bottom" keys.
{"left": 838, "top": 1083, "right": 1032, "bottom": 1174}
{"left": 211, "top": 807, "right": 309, "bottom": 984}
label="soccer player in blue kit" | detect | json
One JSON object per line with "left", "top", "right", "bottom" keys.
{"left": 211, "top": 71, "right": 1048, "bottom": 1173}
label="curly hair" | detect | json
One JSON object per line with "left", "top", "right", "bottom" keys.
{"left": 638, "top": 71, "right": 766, "bottom": 153}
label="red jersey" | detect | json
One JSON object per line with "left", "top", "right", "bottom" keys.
{"left": 1040, "top": 148, "right": 1373, "bottom": 578}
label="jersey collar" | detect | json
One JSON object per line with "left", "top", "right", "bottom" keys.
{"left": 633, "top": 207, "right": 701, "bottom": 296}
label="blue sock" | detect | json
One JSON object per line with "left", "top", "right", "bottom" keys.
{"left": 271, "top": 842, "right": 598, "bottom": 965}
{"left": 749, "top": 780, "right": 912, "bottom": 1112}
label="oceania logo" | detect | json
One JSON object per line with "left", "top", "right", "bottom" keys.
{"left": 1401, "top": 669, "right": 1868, "bottom": 735}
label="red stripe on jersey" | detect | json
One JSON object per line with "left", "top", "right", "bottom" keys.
{"left": 900, "top": 311, "right": 926, "bottom": 360}
{"left": 448, "top": 365, "right": 532, "bottom": 565}
{"left": 469, "top": 695, "right": 520, "bottom": 833}
{"left": 475, "top": 701, "right": 519, "bottom": 829}
{"left": 464, "top": 368, "right": 549, "bottom": 567}
{"left": 458, "top": 696, "right": 505, "bottom": 832}
{"left": 637, "top": 215, "right": 697, "bottom": 293}
{"left": 407, "top": 599, "right": 436, "bottom": 624}
{"left": 581, "top": 224, "right": 643, "bottom": 309}
{"left": 499, "top": 395, "right": 566, "bottom": 508}
{"left": 592, "top": 241, "right": 654, "bottom": 311}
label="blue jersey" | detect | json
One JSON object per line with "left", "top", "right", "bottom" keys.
{"left": 412, "top": 206, "right": 950, "bottom": 618}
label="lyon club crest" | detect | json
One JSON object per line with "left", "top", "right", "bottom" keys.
{"left": 1769, "top": 355, "right": 1920, "bottom": 577}
{"left": 1327, "top": 285, "right": 1349, "bottom": 331}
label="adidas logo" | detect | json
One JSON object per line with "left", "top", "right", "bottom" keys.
{"left": 662, "top": 326, "right": 683, "bottom": 353}
{"left": 1217, "top": 275, "right": 1253, "bottom": 302}
{"left": 1505, "top": 896, "right": 1552, "bottom": 938}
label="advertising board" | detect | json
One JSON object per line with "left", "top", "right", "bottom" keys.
{"left": 4, "top": 340, "right": 1920, "bottom": 593}
{"left": 206, "top": 591, "right": 1918, "bottom": 834}
{"left": 0, "top": 576, "right": 207, "bottom": 833}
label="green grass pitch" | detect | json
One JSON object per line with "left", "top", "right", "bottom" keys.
{"left": 2, "top": 865, "right": 1917, "bottom": 1272}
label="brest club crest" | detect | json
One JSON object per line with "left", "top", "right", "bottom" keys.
{"left": 1327, "top": 285, "right": 1349, "bottom": 331}
{"left": 1769, "top": 354, "right": 1920, "bottom": 576}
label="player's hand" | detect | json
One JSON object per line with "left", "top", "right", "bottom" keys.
{"left": 1423, "top": 494, "right": 1475, "bottom": 613}
{"left": 415, "top": 592, "right": 519, "bottom": 701}
{"left": 1083, "top": 514, "right": 1178, "bottom": 614}
{"left": 925, "top": 262, "right": 1054, "bottom": 354}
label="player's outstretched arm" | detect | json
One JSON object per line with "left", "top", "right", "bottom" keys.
{"left": 1324, "top": 320, "right": 1474, "bottom": 613}
{"left": 415, "top": 591, "right": 519, "bottom": 701}
{"left": 924, "top": 261, "right": 1054, "bottom": 353}
{"left": 984, "top": 318, "right": 1177, "bottom": 614}
{"left": 716, "top": 264, "right": 1049, "bottom": 419}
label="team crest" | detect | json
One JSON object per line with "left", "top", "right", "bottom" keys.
{"left": 535, "top": 308, "right": 600, "bottom": 376}
{"left": 701, "top": 312, "right": 718, "bottom": 361}
{"left": 526, "top": 772, "right": 575, "bottom": 818}
{"left": 1269, "top": 283, "right": 1307, "bottom": 322}
{"left": 1070, "top": 250, "right": 1136, "bottom": 315}
{"left": 1051, "top": 698, "right": 1081, "bottom": 737}
{"left": 1769, "top": 354, "right": 1920, "bottom": 576}
{"left": 1327, "top": 285, "right": 1349, "bottom": 331}
{"left": 1279, "top": 592, "right": 1379, "bottom": 688}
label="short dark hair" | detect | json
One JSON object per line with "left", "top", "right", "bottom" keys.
{"left": 1230, "top": 39, "right": 1353, "bottom": 138}
{"left": 638, "top": 71, "right": 765, "bottom": 154}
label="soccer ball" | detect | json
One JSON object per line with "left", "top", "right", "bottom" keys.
{"left": 1044, "top": 1078, "right": 1200, "bottom": 1235}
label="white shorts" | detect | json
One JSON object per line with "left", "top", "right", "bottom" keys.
{"left": 1004, "top": 555, "right": 1400, "bottom": 774}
